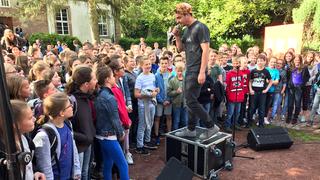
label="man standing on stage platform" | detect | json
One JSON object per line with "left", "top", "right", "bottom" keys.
{"left": 172, "top": 2, "right": 220, "bottom": 140}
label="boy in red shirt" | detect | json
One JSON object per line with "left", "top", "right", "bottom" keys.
{"left": 224, "top": 56, "right": 245, "bottom": 133}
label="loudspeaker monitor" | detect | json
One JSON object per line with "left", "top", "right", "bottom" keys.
{"left": 156, "top": 157, "right": 193, "bottom": 180}
{"left": 247, "top": 127, "right": 293, "bottom": 151}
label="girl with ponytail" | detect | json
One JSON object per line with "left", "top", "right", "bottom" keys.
{"left": 33, "top": 92, "right": 81, "bottom": 180}
{"left": 65, "top": 65, "right": 97, "bottom": 179}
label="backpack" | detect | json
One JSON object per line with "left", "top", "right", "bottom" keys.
{"left": 31, "top": 121, "right": 72, "bottom": 180}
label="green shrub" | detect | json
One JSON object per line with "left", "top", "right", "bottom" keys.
{"left": 29, "top": 33, "right": 81, "bottom": 51}
{"left": 211, "top": 35, "right": 262, "bottom": 53}
{"left": 302, "top": 40, "right": 320, "bottom": 52}
{"left": 119, "top": 37, "right": 167, "bottom": 50}
{"left": 119, "top": 35, "right": 261, "bottom": 53}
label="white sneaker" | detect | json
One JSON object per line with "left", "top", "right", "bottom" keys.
{"left": 126, "top": 152, "right": 134, "bottom": 165}
{"left": 256, "top": 122, "right": 259, "bottom": 126}
{"left": 264, "top": 117, "right": 270, "bottom": 125}
{"left": 175, "top": 128, "right": 196, "bottom": 137}
{"left": 199, "top": 125, "right": 220, "bottom": 140}
{"left": 300, "top": 116, "right": 306, "bottom": 123}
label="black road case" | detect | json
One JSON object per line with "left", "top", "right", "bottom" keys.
{"left": 166, "top": 127, "right": 234, "bottom": 179}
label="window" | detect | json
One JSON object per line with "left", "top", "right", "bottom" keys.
{"left": 98, "top": 14, "right": 108, "bottom": 36}
{"left": 56, "top": 9, "right": 69, "bottom": 35}
{"left": 0, "top": 0, "right": 10, "bottom": 7}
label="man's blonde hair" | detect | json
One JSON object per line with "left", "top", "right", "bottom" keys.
{"left": 175, "top": 2, "right": 193, "bottom": 16}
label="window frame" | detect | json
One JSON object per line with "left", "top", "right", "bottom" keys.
{"left": 55, "top": 8, "right": 70, "bottom": 35}
{"left": 98, "top": 13, "right": 109, "bottom": 37}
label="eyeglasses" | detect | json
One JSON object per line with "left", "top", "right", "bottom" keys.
{"left": 63, "top": 103, "right": 73, "bottom": 111}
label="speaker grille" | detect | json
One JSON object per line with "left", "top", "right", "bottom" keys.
{"left": 247, "top": 127, "right": 293, "bottom": 151}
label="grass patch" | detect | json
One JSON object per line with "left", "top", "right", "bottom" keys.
{"left": 266, "top": 125, "right": 320, "bottom": 142}
{"left": 288, "top": 129, "right": 320, "bottom": 142}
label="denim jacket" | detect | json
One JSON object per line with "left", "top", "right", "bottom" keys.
{"left": 119, "top": 76, "right": 132, "bottom": 107}
{"left": 155, "top": 71, "right": 172, "bottom": 103}
{"left": 33, "top": 122, "right": 81, "bottom": 180}
{"left": 95, "top": 86, "right": 124, "bottom": 138}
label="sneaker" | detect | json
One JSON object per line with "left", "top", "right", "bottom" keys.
{"left": 126, "top": 152, "right": 134, "bottom": 165}
{"left": 175, "top": 128, "right": 196, "bottom": 137}
{"left": 243, "top": 118, "right": 248, "bottom": 124}
{"left": 144, "top": 141, "right": 158, "bottom": 150}
{"left": 264, "top": 117, "right": 270, "bottom": 125}
{"left": 135, "top": 147, "right": 150, "bottom": 155}
{"left": 155, "top": 137, "right": 160, "bottom": 146}
{"left": 281, "top": 115, "right": 286, "bottom": 121}
{"left": 300, "top": 115, "right": 306, "bottom": 123}
{"left": 199, "top": 125, "right": 220, "bottom": 140}
{"left": 256, "top": 122, "right": 259, "bottom": 126}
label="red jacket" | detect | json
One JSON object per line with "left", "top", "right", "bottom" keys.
{"left": 241, "top": 69, "right": 250, "bottom": 94}
{"left": 111, "top": 85, "right": 131, "bottom": 129}
{"left": 226, "top": 70, "right": 245, "bottom": 103}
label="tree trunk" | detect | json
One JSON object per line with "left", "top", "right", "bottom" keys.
{"left": 88, "top": 0, "right": 100, "bottom": 43}
{"left": 112, "top": 0, "right": 121, "bottom": 43}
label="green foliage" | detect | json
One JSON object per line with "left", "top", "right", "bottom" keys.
{"left": 119, "top": 37, "right": 167, "bottom": 50}
{"left": 302, "top": 41, "right": 320, "bottom": 51}
{"left": 293, "top": 0, "right": 320, "bottom": 33}
{"left": 293, "top": 0, "right": 320, "bottom": 51}
{"left": 211, "top": 35, "right": 262, "bottom": 52}
{"left": 17, "top": 0, "right": 68, "bottom": 19}
{"left": 29, "top": 33, "right": 81, "bottom": 51}
{"left": 121, "top": 0, "right": 298, "bottom": 39}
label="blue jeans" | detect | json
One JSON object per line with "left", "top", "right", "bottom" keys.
{"left": 79, "top": 145, "right": 92, "bottom": 180}
{"left": 287, "top": 86, "right": 303, "bottom": 120}
{"left": 310, "top": 90, "right": 320, "bottom": 122}
{"left": 99, "top": 139, "right": 129, "bottom": 180}
{"left": 271, "top": 93, "right": 282, "bottom": 118}
{"left": 225, "top": 102, "right": 241, "bottom": 128}
{"left": 137, "top": 104, "right": 155, "bottom": 148}
{"left": 248, "top": 92, "right": 267, "bottom": 127}
{"left": 172, "top": 106, "right": 188, "bottom": 130}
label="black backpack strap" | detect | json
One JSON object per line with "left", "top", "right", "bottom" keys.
{"left": 42, "top": 126, "right": 61, "bottom": 180}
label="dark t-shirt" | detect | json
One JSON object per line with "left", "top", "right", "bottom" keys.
{"left": 181, "top": 20, "right": 210, "bottom": 73}
{"left": 250, "top": 68, "right": 271, "bottom": 92}
{"left": 222, "top": 65, "right": 233, "bottom": 74}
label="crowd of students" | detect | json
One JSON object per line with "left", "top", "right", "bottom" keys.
{"left": 1, "top": 26, "right": 320, "bottom": 180}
